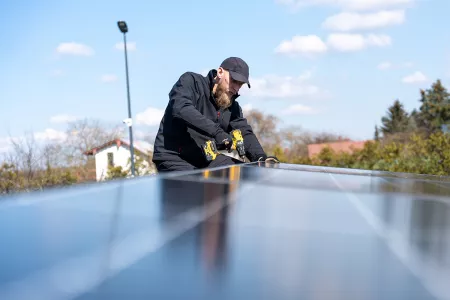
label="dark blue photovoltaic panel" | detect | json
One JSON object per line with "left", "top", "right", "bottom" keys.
{"left": 0, "top": 163, "right": 449, "bottom": 300}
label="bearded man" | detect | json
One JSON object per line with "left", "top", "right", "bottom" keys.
{"left": 152, "top": 57, "right": 279, "bottom": 172}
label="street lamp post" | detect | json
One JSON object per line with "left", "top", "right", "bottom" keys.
{"left": 117, "top": 20, "right": 136, "bottom": 177}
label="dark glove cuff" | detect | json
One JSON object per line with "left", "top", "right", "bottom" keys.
{"left": 215, "top": 131, "right": 232, "bottom": 151}
{"left": 215, "top": 131, "right": 230, "bottom": 144}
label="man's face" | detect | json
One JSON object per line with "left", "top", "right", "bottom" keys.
{"left": 214, "top": 68, "right": 244, "bottom": 109}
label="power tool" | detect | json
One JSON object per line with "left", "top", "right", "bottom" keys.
{"left": 202, "top": 129, "right": 246, "bottom": 162}
{"left": 230, "top": 129, "right": 245, "bottom": 158}
{"left": 202, "top": 140, "right": 219, "bottom": 162}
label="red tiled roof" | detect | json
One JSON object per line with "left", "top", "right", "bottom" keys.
{"left": 84, "top": 139, "right": 151, "bottom": 157}
{"left": 307, "top": 140, "right": 370, "bottom": 158}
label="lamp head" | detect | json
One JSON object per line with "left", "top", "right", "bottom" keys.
{"left": 117, "top": 21, "right": 128, "bottom": 33}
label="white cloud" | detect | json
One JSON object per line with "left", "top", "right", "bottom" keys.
{"left": 340, "top": 0, "right": 412, "bottom": 11}
{"left": 241, "top": 70, "right": 325, "bottom": 99}
{"left": 56, "top": 42, "right": 94, "bottom": 56}
{"left": 276, "top": 33, "right": 391, "bottom": 56}
{"left": 136, "top": 107, "right": 164, "bottom": 126}
{"left": 377, "top": 61, "right": 413, "bottom": 70}
{"left": 402, "top": 71, "right": 427, "bottom": 84}
{"left": 274, "top": 35, "right": 327, "bottom": 57}
{"left": 327, "top": 33, "right": 391, "bottom": 52}
{"left": 34, "top": 129, "right": 67, "bottom": 142}
{"left": 115, "top": 42, "right": 137, "bottom": 51}
{"left": 281, "top": 104, "right": 317, "bottom": 115}
{"left": 50, "top": 114, "right": 80, "bottom": 124}
{"left": 275, "top": 0, "right": 413, "bottom": 11}
{"left": 101, "top": 74, "right": 118, "bottom": 83}
{"left": 322, "top": 10, "right": 405, "bottom": 31}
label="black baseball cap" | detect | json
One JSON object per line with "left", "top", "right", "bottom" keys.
{"left": 220, "top": 57, "right": 251, "bottom": 88}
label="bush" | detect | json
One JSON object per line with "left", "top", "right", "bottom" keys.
{"left": 0, "top": 162, "right": 78, "bottom": 194}
{"left": 300, "top": 131, "right": 450, "bottom": 176}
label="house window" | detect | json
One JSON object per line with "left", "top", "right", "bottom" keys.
{"left": 107, "top": 152, "right": 114, "bottom": 167}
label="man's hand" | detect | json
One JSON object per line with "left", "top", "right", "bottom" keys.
{"left": 257, "top": 155, "right": 280, "bottom": 163}
{"left": 215, "top": 132, "right": 232, "bottom": 151}
{"left": 265, "top": 156, "right": 280, "bottom": 163}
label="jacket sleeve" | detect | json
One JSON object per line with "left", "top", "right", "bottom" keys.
{"left": 170, "top": 72, "right": 223, "bottom": 138}
{"left": 229, "top": 103, "right": 267, "bottom": 162}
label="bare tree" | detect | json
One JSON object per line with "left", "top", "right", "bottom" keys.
{"left": 279, "top": 126, "right": 350, "bottom": 161}
{"left": 42, "top": 142, "right": 66, "bottom": 169}
{"left": 242, "top": 109, "right": 351, "bottom": 160}
{"left": 63, "top": 118, "right": 125, "bottom": 166}
{"left": 244, "top": 109, "right": 281, "bottom": 151}
{"left": 8, "top": 131, "right": 43, "bottom": 182}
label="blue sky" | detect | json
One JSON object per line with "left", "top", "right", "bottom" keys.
{"left": 1, "top": 0, "right": 449, "bottom": 153}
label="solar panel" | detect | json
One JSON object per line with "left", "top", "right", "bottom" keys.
{"left": 0, "top": 162, "right": 450, "bottom": 300}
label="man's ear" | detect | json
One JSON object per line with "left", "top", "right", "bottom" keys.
{"left": 217, "top": 67, "right": 224, "bottom": 79}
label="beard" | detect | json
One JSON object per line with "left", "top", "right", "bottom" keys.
{"left": 214, "top": 83, "right": 232, "bottom": 109}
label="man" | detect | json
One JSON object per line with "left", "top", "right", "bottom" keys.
{"left": 152, "top": 57, "right": 279, "bottom": 172}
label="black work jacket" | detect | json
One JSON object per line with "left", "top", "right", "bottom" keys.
{"left": 152, "top": 69, "right": 266, "bottom": 167}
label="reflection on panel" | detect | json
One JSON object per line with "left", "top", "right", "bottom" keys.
{"left": 157, "top": 166, "right": 243, "bottom": 276}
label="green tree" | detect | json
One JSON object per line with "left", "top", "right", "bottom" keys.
{"left": 374, "top": 126, "right": 380, "bottom": 141}
{"left": 409, "top": 108, "right": 420, "bottom": 130}
{"left": 380, "top": 99, "right": 410, "bottom": 136}
{"left": 416, "top": 79, "right": 450, "bottom": 134}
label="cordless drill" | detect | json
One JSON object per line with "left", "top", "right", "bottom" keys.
{"left": 230, "top": 129, "right": 245, "bottom": 158}
{"left": 202, "top": 129, "right": 245, "bottom": 162}
{"left": 202, "top": 140, "right": 219, "bottom": 162}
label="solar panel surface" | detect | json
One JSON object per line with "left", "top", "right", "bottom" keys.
{"left": 0, "top": 162, "right": 450, "bottom": 300}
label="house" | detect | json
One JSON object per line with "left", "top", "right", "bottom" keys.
{"left": 84, "top": 139, "right": 155, "bottom": 181}
{"left": 307, "top": 140, "right": 370, "bottom": 158}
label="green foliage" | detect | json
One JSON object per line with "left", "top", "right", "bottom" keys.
{"left": 40, "top": 165, "right": 78, "bottom": 187}
{"left": 0, "top": 163, "right": 22, "bottom": 194}
{"left": 316, "top": 146, "right": 334, "bottom": 165}
{"left": 374, "top": 126, "right": 380, "bottom": 141}
{"left": 272, "top": 145, "right": 287, "bottom": 163}
{"left": 106, "top": 166, "right": 128, "bottom": 179}
{"left": 416, "top": 79, "right": 450, "bottom": 134}
{"left": 0, "top": 162, "right": 77, "bottom": 194}
{"left": 380, "top": 99, "right": 411, "bottom": 135}
{"left": 306, "top": 131, "right": 450, "bottom": 176}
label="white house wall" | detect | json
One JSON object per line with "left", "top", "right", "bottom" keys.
{"left": 94, "top": 145, "right": 134, "bottom": 181}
